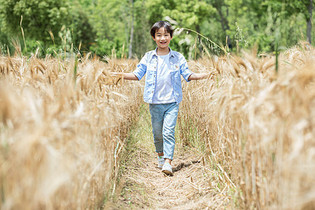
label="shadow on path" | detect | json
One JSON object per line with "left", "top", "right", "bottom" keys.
{"left": 173, "top": 160, "right": 201, "bottom": 173}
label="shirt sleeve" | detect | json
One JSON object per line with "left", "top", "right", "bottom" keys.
{"left": 133, "top": 53, "right": 148, "bottom": 80}
{"left": 179, "top": 54, "right": 193, "bottom": 82}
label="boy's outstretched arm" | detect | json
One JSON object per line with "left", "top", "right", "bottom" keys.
{"left": 188, "top": 73, "right": 210, "bottom": 81}
{"left": 111, "top": 72, "right": 139, "bottom": 80}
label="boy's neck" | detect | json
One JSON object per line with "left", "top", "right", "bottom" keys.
{"left": 156, "top": 47, "right": 170, "bottom": 56}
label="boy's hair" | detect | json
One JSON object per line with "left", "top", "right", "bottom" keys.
{"left": 150, "top": 21, "right": 174, "bottom": 38}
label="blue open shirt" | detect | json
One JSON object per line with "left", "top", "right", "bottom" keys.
{"left": 133, "top": 48, "right": 193, "bottom": 104}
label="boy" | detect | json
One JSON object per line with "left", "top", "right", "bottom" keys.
{"left": 112, "top": 21, "right": 208, "bottom": 176}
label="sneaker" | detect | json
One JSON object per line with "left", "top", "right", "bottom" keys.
{"left": 157, "top": 156, "right": 165, "bottom": 169}
{"left": 162, "top": 162, "right": 173, "bottom": 176}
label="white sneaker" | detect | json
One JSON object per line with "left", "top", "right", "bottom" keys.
{"left": 157, "top": 156, "right": 165, "bottom": 169}
{"left": 162, "top": 162, "right": 173, "bottom": 176}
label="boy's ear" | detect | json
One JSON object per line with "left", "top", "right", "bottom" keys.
{"left": 152, "top": 36, "right": 155, "bottom": 41}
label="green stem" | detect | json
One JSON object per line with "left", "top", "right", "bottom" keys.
{"left": 182, "top": 28, "right": 227, "bottom": 55}
{"left": 73, "top": 55, "right": 78, "bottom": 85}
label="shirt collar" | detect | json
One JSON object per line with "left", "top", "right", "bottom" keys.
{"left": 152, "top": 48, "right": 175, "bottom": 58}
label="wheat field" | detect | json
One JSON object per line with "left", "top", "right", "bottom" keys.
{"left": 181, "top": 43, "right": 315, "bottom": 209}
{"left": 0, "top": 55, "right": 142, "bottom": 209}
{"left": 0, "top": 43, "right": 315, "bottom": 209}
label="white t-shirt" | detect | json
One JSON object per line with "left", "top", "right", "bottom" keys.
{"left": 152, "top": 53, "right": 175, "bottom": 104}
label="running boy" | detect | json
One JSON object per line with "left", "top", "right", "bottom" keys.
{"left": 112, "top": 21, "right": 208, "bottom": 176}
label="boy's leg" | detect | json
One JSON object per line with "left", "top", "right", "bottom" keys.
{"left": 149, "top": 104, "right": 164, "bottom": 156}
{"left": 162, "top": 102, "right": 179, "bottom": 163}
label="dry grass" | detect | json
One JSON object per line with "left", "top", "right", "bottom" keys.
{"left": 180, "top": 42, "right": 315, "bottom": 209}
{"left": 112, "top": 105, "right": 230, "bottom": 210}
{"left": 1, "top": 42, "right": 314, "bottom": 209}
{"left": 0, "top": 55, "right": 142, "bottom": 209}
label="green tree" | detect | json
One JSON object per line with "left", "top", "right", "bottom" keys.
{"left": 209, "top": 0, "right": 313, "bottom": 53}
{"left": 0, "top": 0, "right": 71, "bottom": 43}
{"left": 0, "top": 0, "right": 313, "bottom": 57}
{"left": 0, "top": 18, "right": 9, "bottom": 54}
{"left": 87, "top": 0, "right": 128, "bottom": 57}
{"left": 209, "top": 0, "right": 232, "bottom": 48}
{"left": 69, "top": 0, "right": 96, "bottom": 52}
{"left": 264, "top": 0, "right": 314, "bottom": 44}
{"left": 131, "top": 0, "right": 154, "bottom": 57}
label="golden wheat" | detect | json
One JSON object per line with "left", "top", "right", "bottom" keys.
{"left": 1, "top": 43, "right": 314, "bottom": 209}
{"left": 0, "top": 55, "right": 141, "bottom": 209}
{"left": 180, "top": 43, "right": 315, "bottom": 209}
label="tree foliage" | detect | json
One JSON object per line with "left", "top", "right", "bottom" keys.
{"left": 0, "top": 0, "right": 71, "bottom": 43}
{"left": 0, "top": 0, "right": 314, "bottom": 57}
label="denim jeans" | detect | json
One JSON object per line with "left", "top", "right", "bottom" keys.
{"left": 149, "top": 102, "right": 179, "bottom": 160}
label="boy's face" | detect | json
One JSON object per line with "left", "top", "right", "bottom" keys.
{"left": 152, "top": 27, "right": 172, "bottom": 50}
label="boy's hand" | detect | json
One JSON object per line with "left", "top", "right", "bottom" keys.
{"left": 110, "top": 72, "right": 139, "bottom": 81}
{"left": 188, "top": 72, "right": 211, "bottom": 80}
{"left": 111, "top": 72, "right": 123, "bottom": 77}
{"left": 199, "top": 73, "right": 210, "bottom": 79}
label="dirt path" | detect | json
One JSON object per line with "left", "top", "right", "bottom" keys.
{"left": 109, "top": 105, "right": 231, "bottom": 209}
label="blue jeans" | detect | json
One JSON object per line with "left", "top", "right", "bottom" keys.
{"left": 149, "top": 102, "right": 179, "bottom": 160}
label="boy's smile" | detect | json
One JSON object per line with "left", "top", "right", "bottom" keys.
{"left": 153, "top": 27, "right": 172, "bottom": 53}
